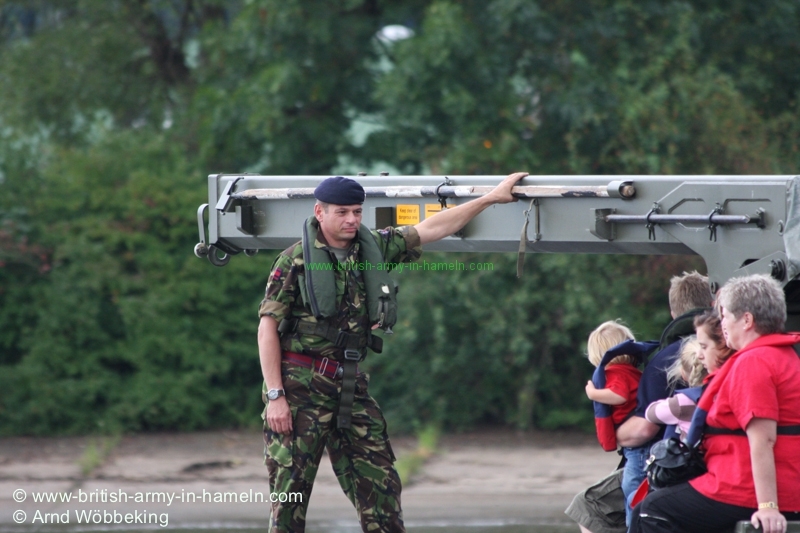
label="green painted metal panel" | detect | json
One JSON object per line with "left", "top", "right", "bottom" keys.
{"left": 195, "top": 174, "right": 800, "bottom": 323}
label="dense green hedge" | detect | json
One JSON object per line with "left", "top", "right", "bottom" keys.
{"left": 0, "top": 135, "right": 267, "bottom": 433}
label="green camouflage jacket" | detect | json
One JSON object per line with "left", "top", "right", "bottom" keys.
{"left": 258, "top": 225, "right": 422, "bottom": 359}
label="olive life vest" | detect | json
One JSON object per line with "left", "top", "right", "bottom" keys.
{"left": 300, "top": 216, "right": 398, "bottom": 332}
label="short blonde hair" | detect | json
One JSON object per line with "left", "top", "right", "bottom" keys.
{"left": 669, "top": 271, "right": 713, "bottom": 317}
{"left": 666, "top": 336, "right": 707, "bottom": 389}
{"left": 587, "top": 320, "right": 636, "bottom": 367}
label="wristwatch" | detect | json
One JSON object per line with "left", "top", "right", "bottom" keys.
{"left": 267, "top": 389, "right": 285, "bottom": 401}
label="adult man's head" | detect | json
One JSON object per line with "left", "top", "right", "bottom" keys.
{"left": 313, "top": 176, "right": 366, "bottom": 248}
{"left": 668, "top": 271, "right": 713, "bottom": 318}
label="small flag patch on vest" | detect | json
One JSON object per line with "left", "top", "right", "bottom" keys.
{"left": 271, "top": 268, "right": 283, "bottom": 281}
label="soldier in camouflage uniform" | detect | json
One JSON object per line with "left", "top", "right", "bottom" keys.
{"left": 258, "top": 173, "right": 527, "bottom": 533}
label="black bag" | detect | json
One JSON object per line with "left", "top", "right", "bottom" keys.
{"left": 645, "top": 437, "right": 707, "bottom": 489}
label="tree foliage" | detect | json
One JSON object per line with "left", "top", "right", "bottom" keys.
{"left": 0, "top": 132, "right": 271, "bottom": 433}
{"left": 0, "top": 0, "right": 797, "bottom": 434}
{"left": 367, "top": 0, "right": 800, "bottom": 175}
{"left": 366, "top": 253, "right": 704, "bottom": 433}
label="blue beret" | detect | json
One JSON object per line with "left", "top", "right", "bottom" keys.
{"left": 314, "top": 176, "right": 366, "bottom": 205}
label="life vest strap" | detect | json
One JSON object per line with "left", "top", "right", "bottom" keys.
{"left": 278, "top": 317, "right": 383, "bottom": 355}
{"left": 704, "top": 425, "right": 800, "bottom": 437}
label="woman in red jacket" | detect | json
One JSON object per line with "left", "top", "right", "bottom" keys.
{"left": 629, "top": 274, "right": 800, "bottom": 533}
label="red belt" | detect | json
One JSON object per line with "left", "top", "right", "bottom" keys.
{"left": 283, "top": 351, "right": 344, "bottom": 379}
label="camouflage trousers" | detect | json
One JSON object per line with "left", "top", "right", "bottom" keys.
{"left": 263, "top": 361, "right": 404, "bottom": 533}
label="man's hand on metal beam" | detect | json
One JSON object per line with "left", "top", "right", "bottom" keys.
{"left": 482, "top": 171, "right": 529, "bottom": 204}
{"left": 415, "top": 171, "right": 528, "bottom": 245}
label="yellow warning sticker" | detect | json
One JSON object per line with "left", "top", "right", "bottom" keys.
{"left": 424, "top": 203, "right": 454, "bottom": 219}
{"left": 396, "top": 205, "right": 421, "bottom": 225}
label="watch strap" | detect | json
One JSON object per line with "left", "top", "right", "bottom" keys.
{"left": 267, "top": 388, "right": 285, "bottom": 400}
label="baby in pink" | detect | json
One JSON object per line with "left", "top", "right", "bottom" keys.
{"left": 644, "top": 336, "right": 706, "bottom": 439}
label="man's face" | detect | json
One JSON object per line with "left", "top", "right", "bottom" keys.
{"left": 315, "top": 203, "right": 363, "bottom": 248}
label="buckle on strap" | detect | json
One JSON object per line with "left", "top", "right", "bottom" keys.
{"left": 277, "top": 318, "right": 298, "bottom": 334}
{"left": 335, "top": 329, "right": 364, "bottom": 350}
{"left": 318, "top": 356, "right": 342, "bottom": 378}
{"left": 343, "top": 349, "right": 362, "bottom": 361}
{"left": 334, "top": 329, "right": 348, "bottom": 347}
{"left": 318, "top": 356, "right": 330, "bottom": 377}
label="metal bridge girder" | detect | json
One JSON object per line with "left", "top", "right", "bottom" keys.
{"left": 196, "top": 174, "right": 800, "bottom": 298}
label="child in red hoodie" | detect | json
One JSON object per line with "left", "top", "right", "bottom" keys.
{"left": 585, "top": 320, "right": 642, "bottom": 427}
{"left": 584, "top": 320, "right": 644, "bottom": 525}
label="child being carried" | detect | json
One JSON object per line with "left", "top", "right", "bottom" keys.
{"left": 585, "top": 320, "right": 642, "bottom": 434}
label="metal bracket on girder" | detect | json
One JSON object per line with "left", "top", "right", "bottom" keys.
{"left": 590, "top": 208, "right": 616, "bottom": 241}
{"left": 195, "top": 203, "right": 231, "bottom": 267}
{"left": 215, "top": 177, "right": 244, "bottom": 213}
{"left": 707, "top": 204, "right": 723, "bottom": 242}
{"left": 590, "top": 205, "right": 766, "bottom": 242}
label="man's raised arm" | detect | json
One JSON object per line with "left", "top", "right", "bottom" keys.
{"left": 414, "top": 172, "right": 528, "bottom": 245}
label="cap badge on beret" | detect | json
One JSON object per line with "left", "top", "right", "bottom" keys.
{"left": 314, "top": 176, "right": 366, "bottom": 205}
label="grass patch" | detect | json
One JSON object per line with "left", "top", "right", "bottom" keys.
{"left": 79, "top": 434, "right": 121, "bottom": 477}
{"left": 395, "top": 424, "right": 440, "bottom": 485}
